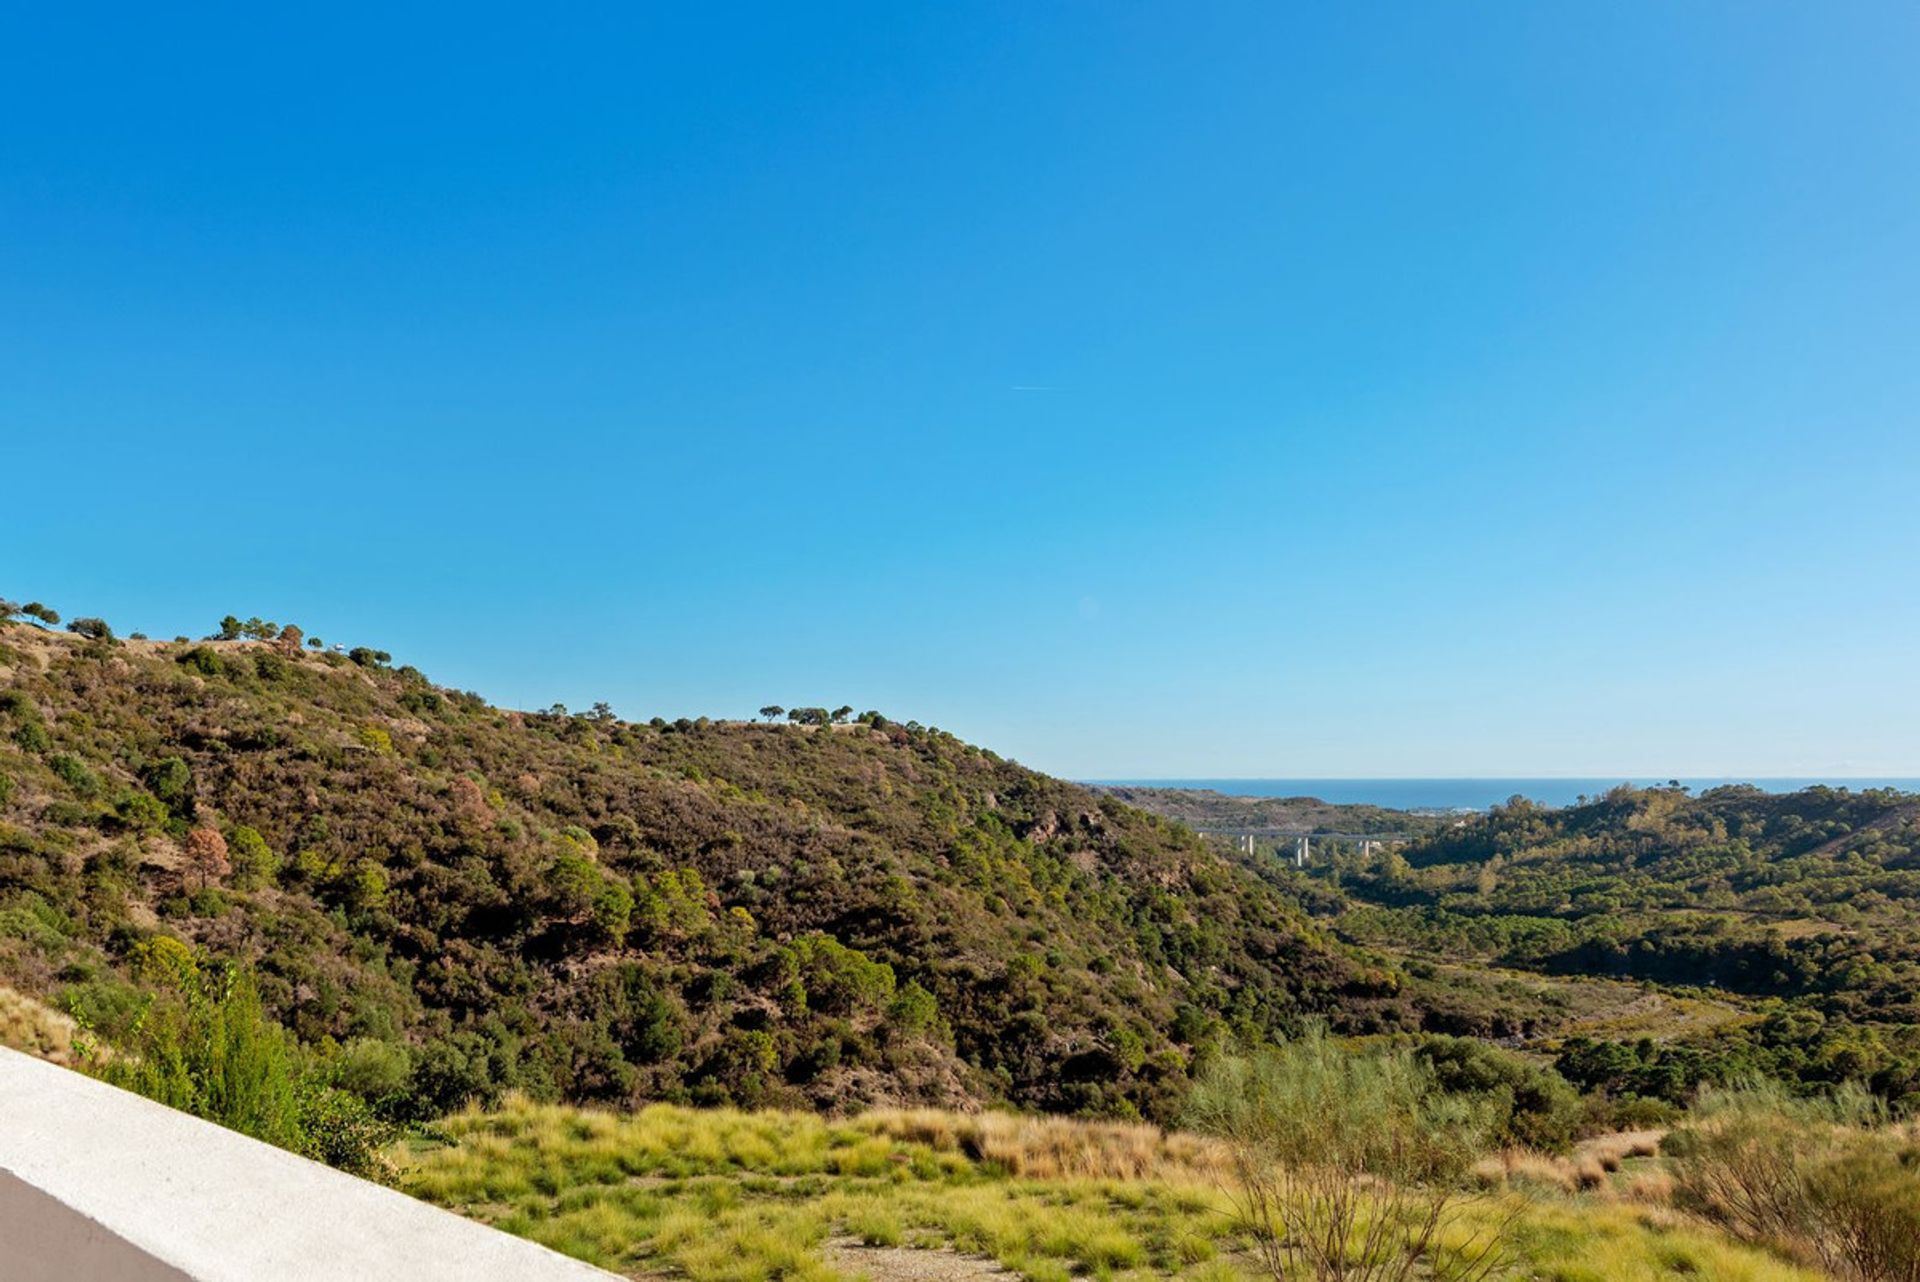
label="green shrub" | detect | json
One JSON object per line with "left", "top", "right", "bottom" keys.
{"left": 889, "top": 979, "right": 943, "bottom": 1037}
{"left": 114, "top": 790, "right": 170, "bottom": 831}
{"left": 187, "top": 887, "right": 231, "bottom": 916}
{"left": 88, "top": 965, "right": 304, "bottom": 1150}
{"left": 547, "top": 850, "right": 602, "bottom": 919}
{"left": 295, "top": 1082, "right": 397, "bottom": 1177}
{"left": 409, "top": 1032, "right": 507, "bottom": 1117}
{"left": 1186, "top": 1026, "right": 1506, "bottom": 1282}
{"left": 130, "top": 935, "right": 200, "bottom": 987}
{"left": 592, "top": 880, "right": 634, "bottom": 945}
{"left": 140, "top": 756, "right": 193, "bottom": 813}
{"left": 80, "top": 961, "right": 394, "bottom": 1178}
{"left": 228, "top": 824, "right": 278, "bottom": 887}
{"left": 1414, "top": 1034, "right": 1585, "bottom": 1151}
{"left": 789, "top": 933, "right": 896, "bottom": 1017}
{"left": 341, "top": 862, "right": 389, "bottom": 912}
{"left": 1805, "top": 1144, "right": 1920, "bottom": 1282}
{"left": 1669, "top": 1079, "right": 1919, "bottom": 1281}
{"left": 49, "top": 754, "right": 101, "bottom": 798}
{"left": 175, "top": 647, "right": 225, "bottom": 676}
{"left": 62, "top": 976, "right": 147, "bottom": 1039}
{"left": 329, "top": 1037, "right": 414, "bottom": 1104}
{"left": 0, "top": 892, "right": 70, "bottom": 950}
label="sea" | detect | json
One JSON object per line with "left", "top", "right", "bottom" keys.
{"left": 1087, "top": 778, "right": 1920, "bottom": 812}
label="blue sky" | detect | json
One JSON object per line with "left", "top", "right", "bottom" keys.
{"left": 4, "top": 4, "right": 1918, "bottom": 778}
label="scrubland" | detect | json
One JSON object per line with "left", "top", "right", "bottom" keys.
{"left": 6, "top": 609, "right": 1919, "bottom": 1281}
{"left": 397, "top": 1098, "right": 1825, "bottom": 1282}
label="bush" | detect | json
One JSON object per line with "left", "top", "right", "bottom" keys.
{"left": 227, "top": 825, "right": 278, "bottom": 887}
{"left": 789, "top": 933, "right": 896, "bottom": 1017}
{"left": 141, "top": 756, "right": 193, "bottom": 814}
{"left": 591, "top": 881, "right": 633, "bottom": 945}
{"left": 546, "top": 850, "right": 602, "bottom": 920}
{"left": 175, "top": 647, "right": 225, "bottom": 676}
{"left": 295, "top": 1082, "right": 397, "bottom": 1178}
{"left": 114, "top": 790, "right": 170, "bottom": 832}
{"left": 1414, "top": 1035, "right": 1585, "bottom": 1151}
{"left": 408, "top": 1032, "right": 506, "bottom": 1117}
{"left": 329, "top": 1037, "right": 413, "bottom": 1104}
{"left": 49, "top": 754, "right": 101, "bottom": 798}
{"left": 0, "top": 892, "right": 70, "bottom": 951}
{"left": 1186, "top": 1026, "right": 1509, "bottom": 1282}
{"left": 1669, "top": 1078, "right": 1920, "bottom": 1281}
{"left": 889, "top": 979, "right": 943, "bottom": 1038}
{"left": 130, "top": 935, "right": 199, "bottom": 987}
{"left": 1806, "top": 1145, "right": 1920, "bottom": 1282}
{"left": 79, "top": 960, "right": 394, "bottom": 1177}
{"left": 86, "top": 964, "right": 304, "bottom": 1150}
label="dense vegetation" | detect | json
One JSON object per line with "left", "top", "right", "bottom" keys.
{"left": 0, "top": 611, "right": 1469, "bottom": 1135}
{"left": 10, "top": 601, "right": 1920, "bottom": 1279}
{"left": 1269, "top": 787, "right": 1920, "bottom": 1111}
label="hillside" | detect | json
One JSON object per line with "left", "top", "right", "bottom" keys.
{"left": 1270, "top": 786, "right": 1920, "bottom": 1108}
{"left": 13, "top": 614, "right": 1920, "bottom": 1281}
{"left": 0, "top": 616, "right": 1440, "bottom": 1124}
{"left": 1087, "top": 785, "right": 1448, "bottom": 836}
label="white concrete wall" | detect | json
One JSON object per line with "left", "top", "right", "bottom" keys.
{"left": 0, "top": 1046, "right": 619, "bottom": 1281}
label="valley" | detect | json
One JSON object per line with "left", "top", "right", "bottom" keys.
{"left": 2, "top": 610, "right": 1918, "bottom": 1280}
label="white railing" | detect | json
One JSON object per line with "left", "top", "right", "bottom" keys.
{"left": 0, "top": 1046, "right": 616, "bottom": 1281}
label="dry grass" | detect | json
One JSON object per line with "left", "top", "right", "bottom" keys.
{"left": 401, "top": 1098, "right": 1236, "bottom": 1282}
{"left": 0, "top": 984, "right": 76, "bottom": 1064}
{"left": 1617, "top": 1165, "right": 1677, "bottom": 1205}
{"left": 858, "top": 1108, "right": 1231, "bottom": 1184}
{"left": 398, "top": 1099, "right": 1820, "bottom": 1282}
{"left": 1473, "top": 1149, "right": 1583, "bottom": 1195}
{"left": 1473, "top": 1131, "right": 1667, "bottom": 1197}
{"left": 1578, "top": 1130, "right": 1664, "bottom": 1170}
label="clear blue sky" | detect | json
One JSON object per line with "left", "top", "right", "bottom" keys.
{"left": 5, "top": 4, "right": 1918, "bottom": 779}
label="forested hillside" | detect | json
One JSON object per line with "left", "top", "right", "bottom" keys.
{"left": 0, "top": 614, "right": 1443, "bottom": 1127}
{"left": 13, "top": 612, "right": 1920, "bottom": 1282}
{"left": 1293, "top": 786, "right": 1920, "bottom": 1108}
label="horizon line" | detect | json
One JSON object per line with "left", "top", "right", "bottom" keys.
{"left": 1081, "top": 774, "right": 1920, "bottom": 782}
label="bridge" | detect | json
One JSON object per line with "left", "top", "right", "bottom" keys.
{"left": 1194, "top": 828, "right": 1409, "bottom": 868}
